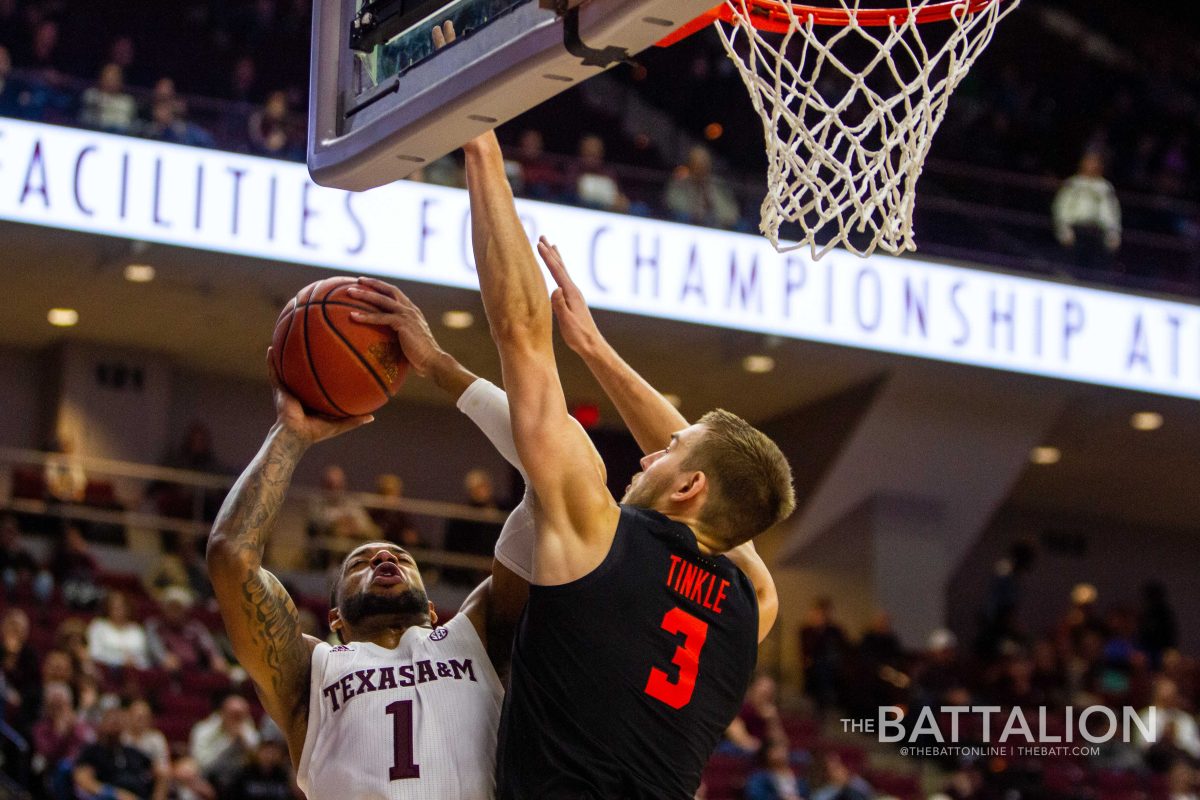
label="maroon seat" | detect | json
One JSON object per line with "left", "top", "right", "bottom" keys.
{"left": 158, "top": 716, "right": 196, "bottom": 748}
{"left": 180, "top": 668, "right": 233, "bottom": 695}
{"left": 11, "top": 467, "right": 46, "bottom": 500}
{"left": 158, "top": 690, "right": 213, "bottom": 720}
{"left": 83, "top": 480, "right": 120, "bottom": 509}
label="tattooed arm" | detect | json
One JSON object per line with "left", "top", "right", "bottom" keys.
{"left": 207, "top": 351, "right": 373, "bottom": 765}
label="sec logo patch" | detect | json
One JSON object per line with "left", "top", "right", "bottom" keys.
{"left": 429, "top": 627, "right": 449, "bottom": 641}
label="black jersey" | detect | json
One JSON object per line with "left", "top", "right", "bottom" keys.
{"left": 496, "top": 505, "right": 759, "bottom": 799}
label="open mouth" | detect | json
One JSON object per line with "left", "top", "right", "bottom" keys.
{"left": 372, "top": 563, "right": 406, "bottom": 586}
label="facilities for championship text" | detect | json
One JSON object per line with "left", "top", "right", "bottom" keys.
{"left": 272, "top": 277, "right": 409, "bottom": 418}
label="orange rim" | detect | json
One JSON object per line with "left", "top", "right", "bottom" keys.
{"left": 720, "top": 0, "right": 1004, "bottom": 31}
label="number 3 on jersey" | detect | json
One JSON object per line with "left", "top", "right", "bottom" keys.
{"left": 644, "top": 607, "right": 709, "bottom": 709}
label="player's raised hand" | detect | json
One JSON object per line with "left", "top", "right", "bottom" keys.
{"left": 347, "top": 278, "right": 444, "bottom": 378}
{"left": 539, "top": 236, "right": 603, "bottom": 356}
{"left": 266, "top": 349, "right": 374, "bottom": 444}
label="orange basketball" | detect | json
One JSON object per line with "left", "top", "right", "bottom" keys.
{"left": 271, "top": 277, "right": 408, "bottom": 418}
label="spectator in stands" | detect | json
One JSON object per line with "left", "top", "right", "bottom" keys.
{"left": 56, "top": 616, "right": 102, "bottom": 686}
{"left": 44, "top": 434, "right": 88, "bottom": 504}
{"left": 31, "top": 682, "right": 93, "bottom": 790}
{"left": 166, "top": 422, "right": 223, "bottom": 474}
{"left": 1136, "top": 676, "right": 1200, "bottom": 772}
{"left": 53, "top": 523, "right": 105, "bottom": 609}
{"left": 74, "top": 704, "right": 162, "bottom": 800}
{"left": 146, "top": 587, "right": 228, "bottom": 674}
{"left": 106, "top": 35, "right": 141, "bottom": 86}
{"left": 567, "top": 134, "right": 629, "bottom": 212}
{"left": 370, "top": 473, "right": 423, "bottom": 548}
{"left": 665, "top": 146, "right": 740, "bottom": 229}
{"left": 1059, "top": 582, "right": 1108, "bottom": 655}
{"left": 811, "top": 751, "right": 872, "bottom": 800}
{"left": 911, "top": 628, "right": 969, "bottom": 710}
{"left": 512, "top": 129, "right": 563, "bottom": 200}
{"left": 1052, "top": 151, "right": 1122, "bottom": 272}
{"left": 849, "top": 610, "right": 905, "bottom": 716}
{"left": 38, "top": 648, "right": 75, "bottom": 700}
{"left": 153, "top": 421, "right": 227, "bottom": 520}
{"left": 189, "top": 693, "right": 260, "bottom": 789}
{"left": 229, "top": 56, "right": 260, "bottom": 104}
{"left": 248, "top": 90, "right": 300, "bottom": 159}
{"left": 27, "top": 19, "right": 60, "bottom": 75}
{"left": 733, "top": 674, "right": 786, "bottom": 755}
{"left": 146, "top": 535, "right": 212, "bottom": 602}
{"left": 144, "top": 96, "right": 216, "bottom": 148}
{"left": 168, "top": 756, "right": 217, "bottom": 800}
{"left": 307, "top": 465, "right": 379, "bottom": 566}
{"left": 12, "top": 19, "right": 72, "bottom": 122}
{"left": 80, "top": 63, "right": 138, "bottom": 134}
{"left": 226, "top": 739, "right": 294, "bottom": 800}
{"left": 800, "top": 597, "right": 848, "bottom": 715}
{"left": 123, "top": 699, "right": 170, "bottom": 779}
{"left": 1, "top": 513, "right": 52, "bottom": 599}
{"left": 1168, "top": 760, "right": 1199, "bottom": 800}
{"left": 1, "top": 609, "right": 39, "bottom": 722}
{"left": 743, "top": 738, "right": 808, "bottom": 800}
{"left": 441, "top": 468, "right": 505, "bottom": 585}
{"left": 976, "top": 537, "right": 1037, "bottom": 659}
{"left": 87, "top": 591, "right": 151, "bottom": 670}
{"left": 0, "top": 45, "right": 22, "bottom": 118}
{"left": 1138, "top": 581, "right": 1179, "bottom": 670}
{"left": 1030, "top": 638, "right": 1067, "bottom": 707}
{"left": 0, "top": 2, "right": 17, "bottom": 52}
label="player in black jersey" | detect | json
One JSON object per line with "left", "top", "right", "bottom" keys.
{"left": 455, "top": 113, "right": 796, "bottom": 798}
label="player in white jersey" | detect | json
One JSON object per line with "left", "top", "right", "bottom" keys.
{"left": 208, "top": 277, "right": 781, "bottom": 800}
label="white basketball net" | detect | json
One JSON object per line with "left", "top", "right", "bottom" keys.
{"left": 714, "top": 0, "right": 1019, "bottom": 258}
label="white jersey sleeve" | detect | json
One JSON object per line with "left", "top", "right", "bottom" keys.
{"left": 297, "top": 614, "right": 503, "bottom": 800}
{"left": 457, "top": 379, "right": 535, "bottom": 582}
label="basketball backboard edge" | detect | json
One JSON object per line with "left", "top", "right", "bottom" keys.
{"left": 308, "top": 0, "right": 718, "bottom": 191}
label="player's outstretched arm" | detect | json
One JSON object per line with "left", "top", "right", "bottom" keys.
{"left": 541, "top": 240, "right": 779, "bottom": 641}
{"left": 539, "top": 237, "right": 686, "bottom": 453}
{"left": 207, "top": 352, "right": 373, "bottom": 757}
{"left": 457, "top": 119, "right": 616, "bottom": 581}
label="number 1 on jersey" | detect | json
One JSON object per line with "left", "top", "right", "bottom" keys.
{"left": 644, "top": 607, "right": 709, "bottom": 709}
{"left": 385, "top": 699, "right": 420, "bottom": 780}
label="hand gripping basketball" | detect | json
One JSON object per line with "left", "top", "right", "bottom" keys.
{"left": 347, "top": 278, "right": 444, "bottom": 379}
{"left": 266, "top": 349, "right": 374, "bottom": 444}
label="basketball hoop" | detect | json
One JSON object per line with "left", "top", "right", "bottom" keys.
{"left": 676, "top": 0, "right": 1018, "bottom": 258}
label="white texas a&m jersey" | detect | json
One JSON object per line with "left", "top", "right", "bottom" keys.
{"left": 297, "top": 614, "right": 503, "bottom": 799}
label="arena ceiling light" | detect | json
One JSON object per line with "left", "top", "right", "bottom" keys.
{"left": 47, "top": 308, "right": 79, "bottom": 327}
{"left": 1030, "top": 446, "right": 1061, "bottom": 466}
{"left": 123, "top": 264, "right": 157, "bottom": 283}
{"left": 441, "top": 310, "right": 474, "bottom": 329}
{"left": 1130, "top": 411, "right": 1163, "bottom": 431}
{"left": 742, "top": 355, "right": 775, "bottom": 374}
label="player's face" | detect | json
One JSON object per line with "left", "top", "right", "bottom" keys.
{"left": 622, "top": 425, "right": 702, "bottom": 508}
{"left": 335, "top": 543, "right": 432, "bottom": 629}
{"left": 339, "top": 543, "right": 425, "bottom": 596}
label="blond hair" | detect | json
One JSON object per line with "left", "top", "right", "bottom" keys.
{"left": 683, "top": 409, "right": 795, "bottom": 549}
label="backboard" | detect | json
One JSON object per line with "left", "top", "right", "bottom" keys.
{"left": 308, "top": 0, "right": 719, "bottom": 191}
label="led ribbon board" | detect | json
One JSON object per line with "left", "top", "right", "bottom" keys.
{"left": 2, "top": 118, "right": 1199, "bottom": 400}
